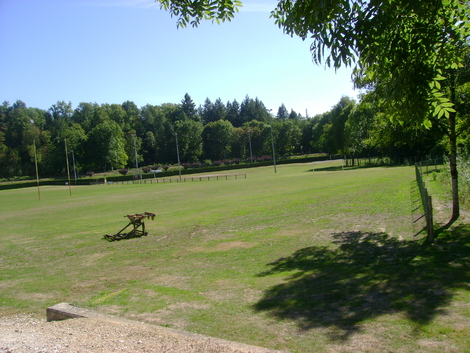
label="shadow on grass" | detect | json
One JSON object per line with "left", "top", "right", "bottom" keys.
{"left": 309, "top": 163, "right": 404, "bottom": 172}
{"left": 254, "top": 227, "right": 470, "bottom": 341}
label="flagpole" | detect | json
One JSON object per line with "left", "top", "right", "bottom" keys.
{"left": 65, "top": 138, "right": 72, "bottom": 196}
{"left": 33, "top": 140, "right": 41, "bottom": 200}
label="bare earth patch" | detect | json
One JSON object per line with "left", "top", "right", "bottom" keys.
{"left": 0, "top": 313, "right": 286, "bottom": 353}
{"left": 191, "top": 241, "right": 258, "bottom": 253}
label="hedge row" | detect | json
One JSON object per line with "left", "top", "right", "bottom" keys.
{"left": 0, "top": 155, "right": 331, "bottom": 190}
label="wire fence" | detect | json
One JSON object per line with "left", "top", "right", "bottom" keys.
{"left": 414, "top": 164, "right": 434, "bottom": 242}
{"left": 97, "top": 173, "right": 247, "bottom": 185}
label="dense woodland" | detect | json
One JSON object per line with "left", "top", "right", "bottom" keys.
{"left": 0, "top": 92, "right": 467, "bottom": 179}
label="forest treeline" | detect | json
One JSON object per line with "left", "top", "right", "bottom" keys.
{"left": 0, "top": 93, "right": 463, "bottom": 178}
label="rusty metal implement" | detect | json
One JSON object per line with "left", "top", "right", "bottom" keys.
{"left": 104, "top": 212, "right": 156, "bottom": 241}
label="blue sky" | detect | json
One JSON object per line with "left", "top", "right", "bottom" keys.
{"left": 0, "top": 0, "right": 358, "bottom": 117}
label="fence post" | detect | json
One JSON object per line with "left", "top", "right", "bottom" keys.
{"left": 427, "top": 195, "right": 434, "bottom": 242}
{"left": 415, "top": 164, "right": 434, "bottom": 242}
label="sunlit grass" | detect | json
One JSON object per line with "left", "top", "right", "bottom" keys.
{"left": 1, "top": 161, "right": 468, "bottom": 353}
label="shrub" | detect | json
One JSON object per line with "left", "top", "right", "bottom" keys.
{"left": 142, "top": 167, "right": 151, "bottom": 173}
{"left": 257, "top": 155, "right": 272, "bottom": 162}
{"left": 118, "top": 169, "right": 128, "bottom": 175}
{"left": 86, "top": 171, "right": 94, "bottom": 177}
{"left": 162, "top": 165, "right": 169, "bottom": 171}
{"left": 182, "top": 163, "right": 191, "bottom": 169}
{"left": 213, "top": 160, "right": 222, "bottom": 167}
{"left": 191, "top": 162, "right": 201, "bottom": 168}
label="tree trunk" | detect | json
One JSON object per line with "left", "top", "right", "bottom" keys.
{"left": 446, "top": 109, "right": 460, "bottom": 227}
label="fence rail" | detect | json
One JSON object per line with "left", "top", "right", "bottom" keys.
{"left": 80, "top": 173, "right": 247, "bottom": 186}
{"left": 414, "top": 164, "right": 434, "bottom": 242}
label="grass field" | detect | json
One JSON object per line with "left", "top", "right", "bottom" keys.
{"left": 1, "top": 161, "right": 469, "bottom": 353}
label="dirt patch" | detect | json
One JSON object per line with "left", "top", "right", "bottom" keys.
{"left": 132, "top": 301, "right": 212, "bottom": 331}
{"left": 212, "top": 241, "right": 257, "bottom": 251}
{"left": 152, "top": 274, "right": 192, "bottom": 290}
{"left": 189, "top": 241, "right": 258, "bottom": 253}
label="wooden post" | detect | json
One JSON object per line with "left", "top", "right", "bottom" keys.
{"left": 428, "top": 195, "right": 434, "bottom": 242}
{"left": 65, "top": 139, "right": 72, "bottom": 196}
{"left": 33, "top": 140, "right": 41, "bottom": 200}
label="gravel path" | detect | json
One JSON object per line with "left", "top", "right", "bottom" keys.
{"left": 0, "top": 313, "right": 286, "bottom": 353}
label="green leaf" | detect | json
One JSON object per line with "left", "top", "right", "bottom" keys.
{"left": 423, "top": 118, "right": 433, "bottom": 129}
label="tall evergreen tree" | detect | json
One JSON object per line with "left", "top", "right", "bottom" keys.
{"left": 277, "top": 104, "right": 289, "bottom": 120}
{"left": 226, "top": 99, "right": 241, "bottom": 127}
{"left": 181, "top": 93, "right": 198, "bottom": 121}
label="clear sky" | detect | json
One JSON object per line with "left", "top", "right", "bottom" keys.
{"left": 0, "top": 0, "right": 358, "bottom": 117}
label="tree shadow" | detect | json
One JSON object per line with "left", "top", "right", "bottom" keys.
{"left": 309, "top": 164, "right": 400, "bottom": 172}
{"left": 253, "top": 227, "right": 470, "bottom": 341}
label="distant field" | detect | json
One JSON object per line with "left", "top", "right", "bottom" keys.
{"left": 1, "top": 161, "right": 468, "bottom": 353}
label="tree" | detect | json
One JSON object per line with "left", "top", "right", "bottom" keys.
{"left": 276, "top": 104, "right": 289, "bottom": 120}
{"left": 276, "top": 119, "right": 301, "bottom": 155}
{"left": 230, "top": 127, "right": 247, "bottom": 159}
{"left": 308, "top": 96, "right": 355, "bottom": 155}
{"left": 174, "top": 119, "right": 204, "bottom": 162}
{"left": 158, "top": 0, "right": 467, "bottom": 119}
{"left": 47, "top": 101, "right": 73, "bottom": 142}
{"left": 3, "top": 101, "right": 50, "bottom": 176}
{"left": 242, "top": 120, "right": 272, "bottom": 157}
{"left": 298, "top": 117, "right": 317, "bottom": 154}
{"left": 122, "top": 100, "right": 142, "bottom": 135}
{"left": 288, "top": 109, "right": 299, "bottom": 120}
{"left": 344, "top": 99, "right": 375, "bottom": 165}
{"left": 273, "top": 0, "right": 468, "bottom": 226}
{"left": 226, "top": 99, "right": 241, "bottom": 127}
{"left": 239, "top": 96, "right": 270, "bottom": 124}
{"left": 158, "top": 0, "right": 470, "bottom": 228}
{"left": 202, "top": 119, "right": 234, "bottom": 160}
{"left": 200, "top": 98, "right": 216, "bottom": 125}
{"left": 84, "top": 120, "right": 127, "bottom": 171}
{"left": 158, "top": 0, "right": 242, "bottom": 27}
{"left": 140, "top": 104, "right": 168, "bottom": 164}
{"left": 73, "top": 103, "right": 110, "bottom": 133}
{"left": 181, "top": 93, "right": 199, "bottom": 121}
{"left": 105, "top": 104, "right": 128, "bottom": 129}
{"left": 142, "top": 130, "right": 157, "bottom": 165}
{"left": 213, "top": 98, "right": 227, "bottom": 121}
{"left": 328, "top": 96, "right": 355, "bottom": 155}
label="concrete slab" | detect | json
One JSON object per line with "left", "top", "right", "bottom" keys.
{"left": 46, "top": 303, "right": 289, "bottom": 353}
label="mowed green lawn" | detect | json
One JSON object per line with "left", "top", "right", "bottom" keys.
{"left": 1, "top": 161, "right": 469, "bottom": 353}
